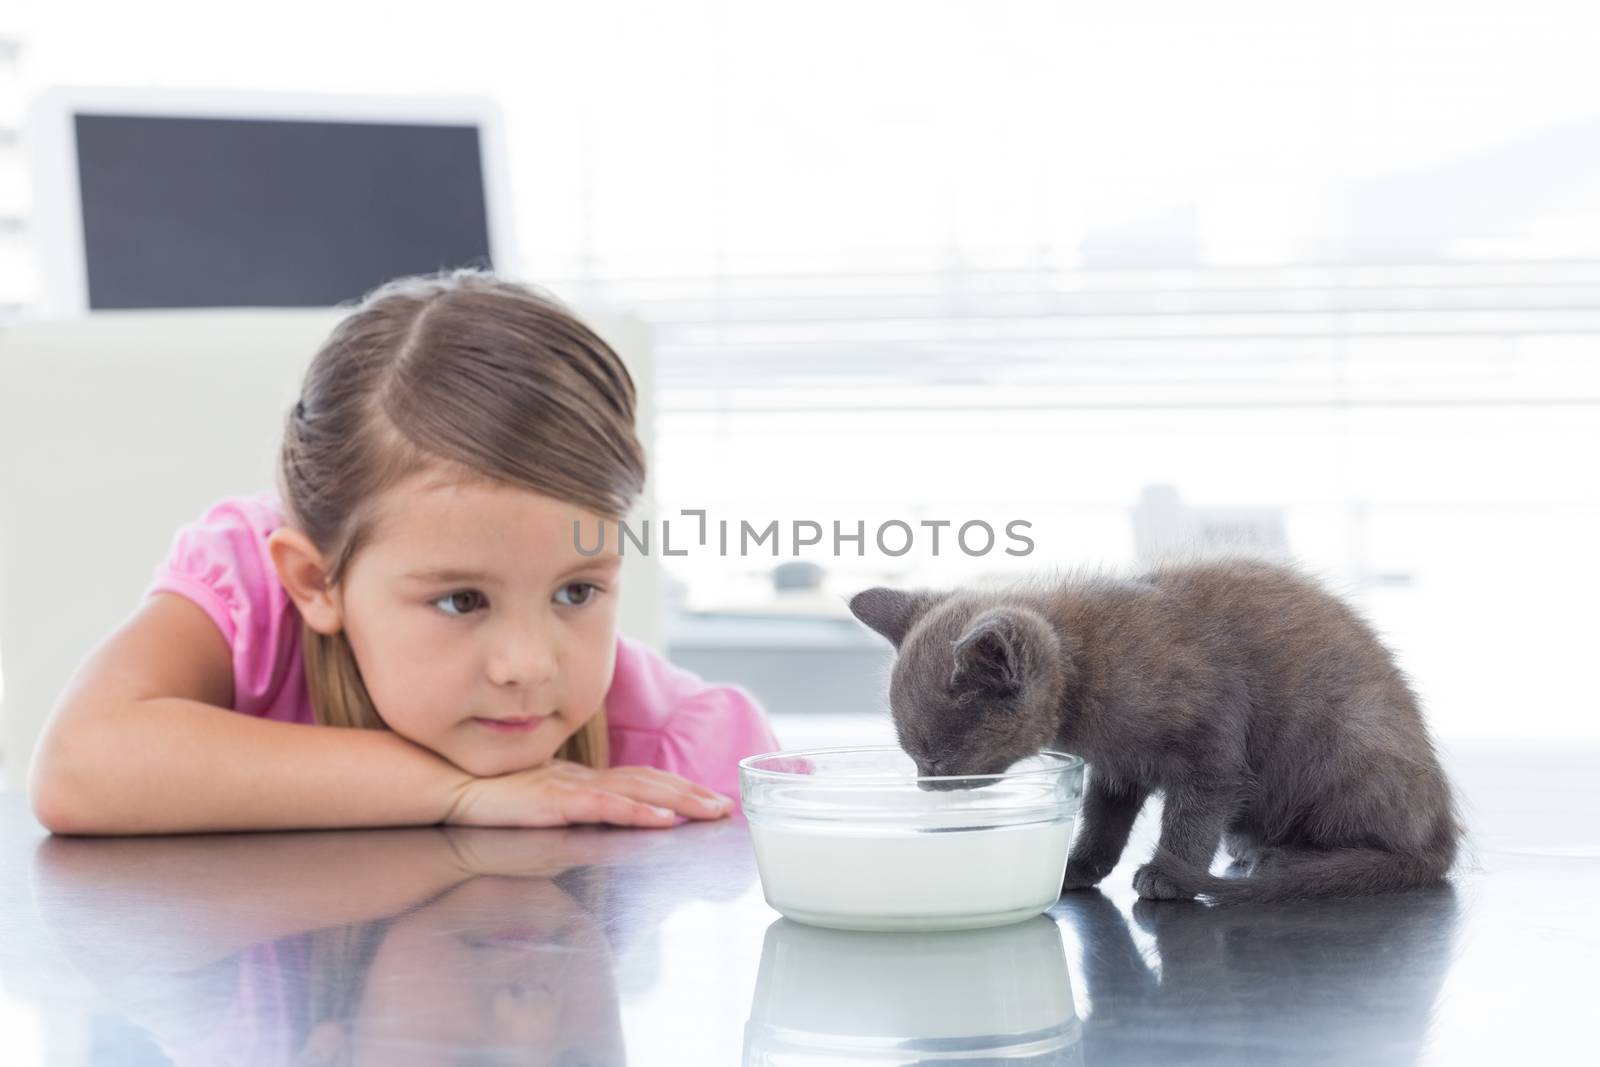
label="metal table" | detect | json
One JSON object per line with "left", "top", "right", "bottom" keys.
{"left": 0, "top": 738, "right": 1593, "bottom": 1065}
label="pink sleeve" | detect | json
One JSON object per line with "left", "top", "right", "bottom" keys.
{"left": 605, "top": 636, "right": 781, "bottom": 804}
{"left": 652, "top": 682, "right": 782, "bottom": 804}
{"left": 141, "top": 493, "right": 299, "bottom": 719}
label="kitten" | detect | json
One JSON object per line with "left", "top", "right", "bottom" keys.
{"left": 847, "top": 557, "right": 1462, "bottom": 904}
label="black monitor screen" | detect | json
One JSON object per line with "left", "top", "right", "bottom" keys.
{"left": 74, "top": 113, "right": 494, "bottom": 309}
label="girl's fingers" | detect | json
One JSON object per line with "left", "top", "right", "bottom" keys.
{"left": 552, "top": 759, "right": 727, "bottom": 807}
{"left": 556, "top": 787, "right": 679, "bottom": 828}
{"left": 604, "top": 767, "right": 734, "bottom": 812}
{"left": 598, "top": 771, "right": 732, "bottom": 819}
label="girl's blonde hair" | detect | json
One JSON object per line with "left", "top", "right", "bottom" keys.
{"left": 275, "top": 270, "right": 647, "bottom": 769}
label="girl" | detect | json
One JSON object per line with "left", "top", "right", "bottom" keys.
{"left": 28, "top": 270, "right": 780, "bottom": 835}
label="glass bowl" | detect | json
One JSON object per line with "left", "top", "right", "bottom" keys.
{"left": 739, "top": 746, "right": 1085, "bottom": 932}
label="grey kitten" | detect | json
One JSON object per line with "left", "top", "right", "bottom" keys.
{"left": 847, "top": 557, "right": 1462, "bottom": 904}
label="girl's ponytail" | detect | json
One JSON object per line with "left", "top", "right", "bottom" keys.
{"left": 302, "top": 625, "right": 383, "bottom": 731}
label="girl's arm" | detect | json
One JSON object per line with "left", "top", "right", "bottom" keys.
{"left": 28, "top": 592, "right": 472, "bottom": 834}
{"left": 29, "top": 593, "right": 729, "bottom": 834}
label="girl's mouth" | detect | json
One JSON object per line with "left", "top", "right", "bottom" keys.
{"left": 473, "top": 716, "right": 549, "bottom": 734}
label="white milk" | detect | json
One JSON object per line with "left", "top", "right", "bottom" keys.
{"left": 748, "top": 815, "right": 1075, "bottom": 931}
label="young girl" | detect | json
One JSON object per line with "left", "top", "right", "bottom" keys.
{"left": 28, "top": 270, "right": 780, "bottom": 835}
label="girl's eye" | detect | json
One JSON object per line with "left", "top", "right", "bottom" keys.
{"left": 555, "top": 582, "right": 599, "bottom": 607}
{"left": 434, "top": 590, "right": 487, "bottom": 617}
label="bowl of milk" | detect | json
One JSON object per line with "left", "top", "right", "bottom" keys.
{"left": 739, "top": 746, "right": 1084, "bottom": 932}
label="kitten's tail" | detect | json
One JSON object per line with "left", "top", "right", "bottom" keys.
{"left": 1150, "top": 836, "right": 1457, "bottom": 905}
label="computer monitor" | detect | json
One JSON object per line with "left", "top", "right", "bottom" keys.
{"left": 27, "top": 87, "right": 516, "bottom": 312}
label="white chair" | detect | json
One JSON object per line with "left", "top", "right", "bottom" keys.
{"left": 0, "top": 308, "right": 663, "bottom": 792}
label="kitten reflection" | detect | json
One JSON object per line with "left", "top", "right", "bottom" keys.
{"left": 745, "top": 916, "right": 1083, "bottom": 1066}
{"left": 1054, "top": 886, "right": 1460, "bottom": 1067}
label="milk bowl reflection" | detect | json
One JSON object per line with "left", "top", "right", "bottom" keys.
{"left": 744, "top": 915, "right": 1083, "bottom": 1065}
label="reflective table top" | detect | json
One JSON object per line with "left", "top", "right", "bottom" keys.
{"left": 1, "top": 737, "right": 1595, "bottom": 1066}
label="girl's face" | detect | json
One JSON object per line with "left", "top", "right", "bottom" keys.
{"left": 326, "top": 471, "right": 623, "bottom": 777}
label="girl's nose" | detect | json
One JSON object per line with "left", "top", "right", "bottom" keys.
{"left": 487, "top": 620, "right": 558, "bottom": 689}
{"left": 488, "top": 644, "right": 557, "bottom": 690}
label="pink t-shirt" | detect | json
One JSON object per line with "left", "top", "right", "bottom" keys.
{"left": 141, "top": 491, "right": 779, "bottom": 802}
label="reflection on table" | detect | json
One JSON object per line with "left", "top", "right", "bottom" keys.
{"left": 746, "top": 916, "right": 1081, "bottom": 1065}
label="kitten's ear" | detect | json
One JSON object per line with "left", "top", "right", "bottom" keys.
{"left": 848, "top": 587, "right": 946, "bottom": 647}
{"left": 950, "top": 609, "right": 1026, "bottom": 698}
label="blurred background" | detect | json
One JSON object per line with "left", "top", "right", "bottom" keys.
{"left": 0, "top": 0, "right": 1597, "bottom": 758}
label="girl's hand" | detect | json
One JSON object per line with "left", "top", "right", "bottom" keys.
{"left": 444, "top": 759, "right": 735, "bottom": 829}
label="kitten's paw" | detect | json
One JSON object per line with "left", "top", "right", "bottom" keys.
{"left": 1132, "top": 861, "right": 1196, "bottom": 901}
{"left": 1061, "top": 857, "right": 1111, "bottom": 891}
{"left": 1249, "top": 845, "right": 1289, "bottom": 872}
{"left": 1223, "top": 834, "right": 1263, "bottom": 866}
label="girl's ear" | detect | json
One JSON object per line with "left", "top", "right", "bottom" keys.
{"left": 847, "top": 587, "right": 946, "bottom": 647}
{"left": 267, "top": 527, "right": 345, "bottom": 635}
